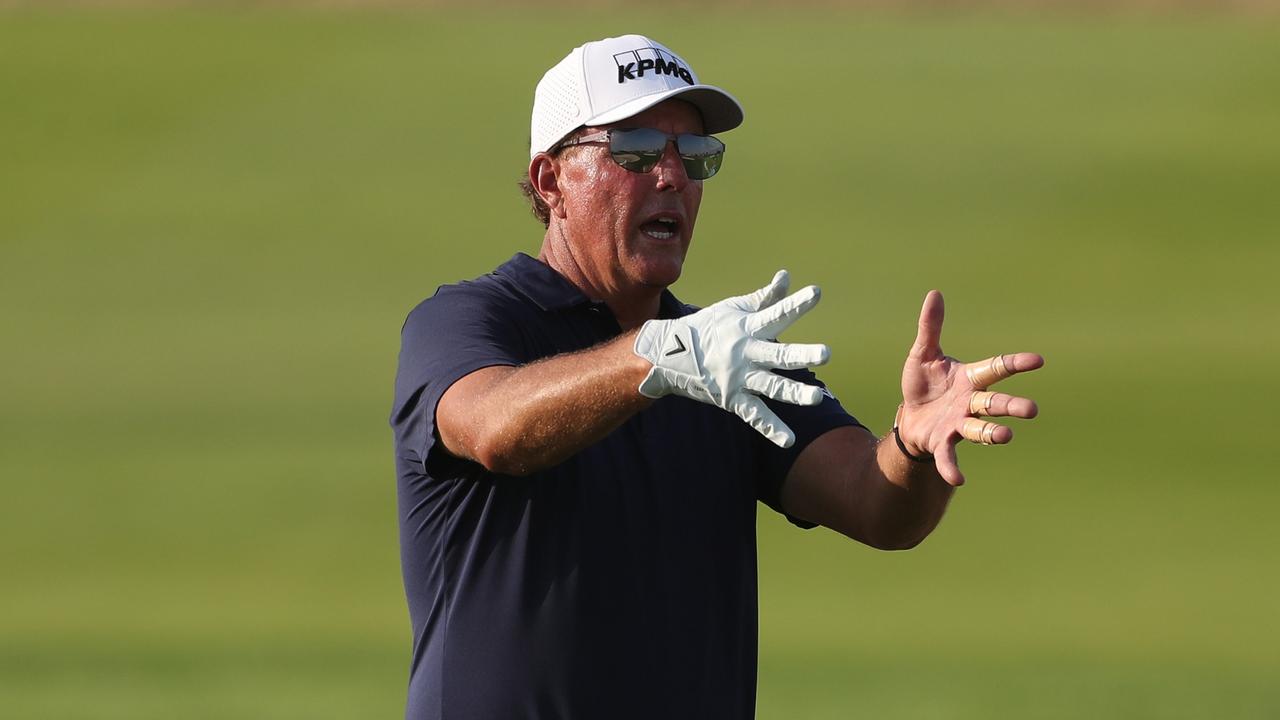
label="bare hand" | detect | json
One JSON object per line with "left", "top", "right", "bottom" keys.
{"left": 897, "top": 290, "right": 1044, "bottom": 486}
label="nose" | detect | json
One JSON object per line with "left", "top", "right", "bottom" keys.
{"left": 653, "top": 139, "right": 690, "bottom": 192}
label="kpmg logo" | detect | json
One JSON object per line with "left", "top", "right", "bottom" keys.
{"left": 613, "top": 47, "right": 694, "bottom": 85}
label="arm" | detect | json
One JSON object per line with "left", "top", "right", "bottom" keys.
{"left": 436, "top": 331, "right": 652, "bottom": 476}
{"left": 781, "top": 426, "right": 954, "bottom": 550}
{"left": 437, "top": 270, "right": 831, "bottom": 475}
{"left": 780, "top": 290, "right": 1044, "bottom": 550}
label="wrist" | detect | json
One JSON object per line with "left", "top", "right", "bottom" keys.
{"left": 624, "top": 327, "right": 663, "bottom": 398}
{"left": 893, "top": 403, "right": 933, "bottom": 463}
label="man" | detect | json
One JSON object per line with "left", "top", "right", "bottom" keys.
{"left": 391, "top": 34, "right": 1042, "bottom": 719}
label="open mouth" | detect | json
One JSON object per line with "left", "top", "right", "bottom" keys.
{"left": 639, "top": 217, "right": 680, "bottom": 240}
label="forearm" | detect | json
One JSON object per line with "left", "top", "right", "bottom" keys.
{"left": 861, "top": 432, "right": 956, "bottom": 549}
{"left": 780, "top": 424, "right": 955, "bottom": 551}
{"left": 438, "top": 331, "right": 653, "bottom": 475}
{"left": 438, "top": 269, "right": 834, "bottom": 472}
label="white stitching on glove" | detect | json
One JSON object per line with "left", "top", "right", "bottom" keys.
{"left": 633, "top": 270, "right": 830, "bottom": 448}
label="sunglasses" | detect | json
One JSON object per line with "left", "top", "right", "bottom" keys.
{"left": 556, "top": 128, "right": 726, "bottom": 180}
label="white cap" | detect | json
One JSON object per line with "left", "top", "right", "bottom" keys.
{"left": 529, "top": 34, "right": 745, "bottom": 158}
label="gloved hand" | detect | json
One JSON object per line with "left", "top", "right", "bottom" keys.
{"left": 633, "top": 270, "right": 830, "bottom": 448}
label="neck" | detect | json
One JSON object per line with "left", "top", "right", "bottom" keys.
{"left": 538, "top": 226, "right": 663, "bottom": 332}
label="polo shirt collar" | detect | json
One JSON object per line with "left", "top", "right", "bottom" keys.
{"left": 496, "top": 253, "right": 585, "bottom": 311}
{"left": 496, "top": 253, "right": 687, "bottom": 318}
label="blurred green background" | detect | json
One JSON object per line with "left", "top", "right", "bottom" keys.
{"left": 2, "top": 4, "right": 1278, "bottom": 718}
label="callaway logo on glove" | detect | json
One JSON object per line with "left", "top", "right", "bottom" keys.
{"left": 633, "top": 270, "right": 830, "bottom": 447}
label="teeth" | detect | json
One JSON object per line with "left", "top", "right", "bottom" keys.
{"left": 644, "top": 218, "right": 678, "bottom": 239}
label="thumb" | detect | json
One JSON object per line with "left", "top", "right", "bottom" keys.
{"left": 719, "top": 270, "right": 790, "bottom": 312}
{"left": 911, "top": 290, "right": 945, "bottom": 361}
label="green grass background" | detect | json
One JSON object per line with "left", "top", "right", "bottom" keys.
{"left": 2, "top": 5, "right": 1278, "bottom": 718}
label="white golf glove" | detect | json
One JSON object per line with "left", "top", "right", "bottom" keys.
{"left": 633, "top": 270, "right": 830, "bottom": 448}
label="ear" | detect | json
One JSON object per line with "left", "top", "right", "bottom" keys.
{"left": 528, "top": 153, "right": 568, "bottom": 220}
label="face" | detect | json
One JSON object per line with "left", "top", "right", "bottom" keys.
{"left": 551, "top": 99, "right": 705, "bottom": 296}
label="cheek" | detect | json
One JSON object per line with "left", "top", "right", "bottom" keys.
{"left": 685, "top": 184, "right": 704, "bottom": 220}
{"left": 559, "top": 163, "right": 593, "bottom": 203}
{"left": 562, "top": 162, "right": 624, "bottom": 217}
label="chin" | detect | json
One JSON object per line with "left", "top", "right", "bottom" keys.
{"left": 632, "top": 253, "right": 685, "bottom": 290}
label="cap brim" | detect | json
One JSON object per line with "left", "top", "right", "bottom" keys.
{"left": 584, "top": 84, "right": 744, "bottom": 135}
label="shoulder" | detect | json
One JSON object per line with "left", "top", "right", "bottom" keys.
{"left": 401, "top": 267, "right": 532, "bottom": 336}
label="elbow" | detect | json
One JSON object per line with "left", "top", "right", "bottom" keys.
{"left": 470, "top": 429, "right": 538, "bottom": 477}
{"left": 475, "top": 454, "right": 528, "bottom": 477}
{"left": 473, "top": 444, "right": 532, "bottom": 477}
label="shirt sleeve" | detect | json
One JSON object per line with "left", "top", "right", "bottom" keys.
{"left": 753, "top": 368, "right": 865, "bottom": 529}
{"left": 390, "top": 284, "right": 524, "bottom": 470}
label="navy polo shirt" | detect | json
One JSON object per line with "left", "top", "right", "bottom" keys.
{"left": 391, "top": 253, "right": 861, "bottom": 720}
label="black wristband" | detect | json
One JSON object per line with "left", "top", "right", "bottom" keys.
{"left": 893, "top": 403, "right": 933, "bottom": 463}
{"left": 893, "top": 425, "right": 934, "bottom": 463}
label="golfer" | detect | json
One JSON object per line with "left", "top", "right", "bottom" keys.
{"left": 390, "top": 34, "right": 1043, "bottom": 720}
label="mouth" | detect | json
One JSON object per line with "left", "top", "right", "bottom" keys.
{"left": 638, "top": 214, "right": 682, "bottom": 241}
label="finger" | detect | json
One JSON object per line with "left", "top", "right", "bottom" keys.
{"left": 1007, "top": 352, "right": 1046, "bottom": 374}
{"left": 968, "top": 391, "right": 1038, "bottom": 419}
{"left": 910, "top": 290, "right": 945, "bottom": 361}
{"left": 743, "top": 339, "right": 830, "bottom": 369}
{"left": 934, "top": 441, "right": 965, "bottom": 487}
{"left": 959, "top": 417, "right": 1012, "bottom": 445}
{"left": 965, "top": 352, "right": 1046, "bottom": 390}
{"left": 743, "top": 370, "right": 824, "bottom": 406}
{"left": 745, "top": 285, "right": 821, "bottom": 339}
{"left": 964, "top": 354, "right": 1011, "bottom": 390}
{"left": 732, "top": 394, "right": 796, "bottom": 448}
{"left": 722, "top": 269, "right": 789, "bottom": 312}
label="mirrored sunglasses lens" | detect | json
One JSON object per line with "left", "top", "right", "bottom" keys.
{"left": 610, "top": 129, "right": 666, "bottom": 172}
{"left": 676, "top": 134, "right": 724, "bottom": 179}
{"left": 681, "top": 153, "right": 722, "bottom": 180}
